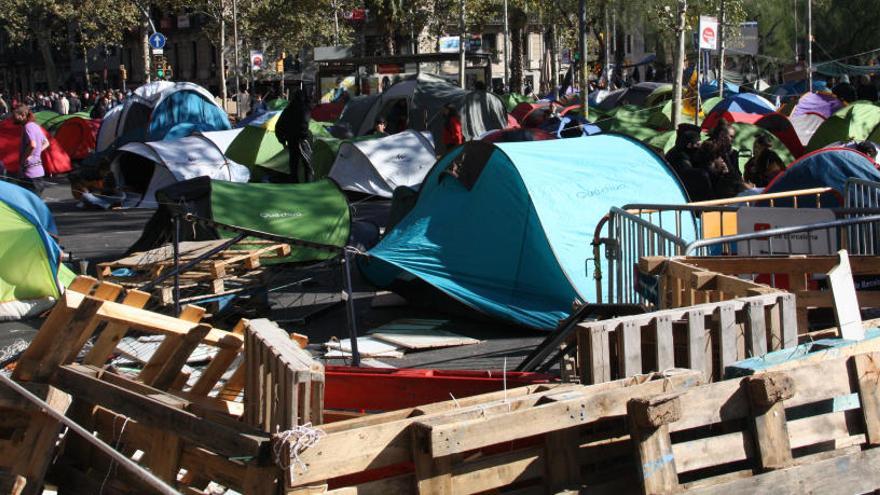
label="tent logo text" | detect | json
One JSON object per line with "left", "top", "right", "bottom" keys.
{"left": 576, "top": 183, "right": 626, "bottom": 199}
{"left": 260, "top": 211, "right": 303, "bottom": 219}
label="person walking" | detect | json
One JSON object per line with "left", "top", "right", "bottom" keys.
{"left": 441, "top": 104, "right": 463, "bottom": 154}
{"left": 275, "top": 89, "right": 313, "bottom": 183}
{"left": 12, "top": 105, "right": 48, "bottom": 196}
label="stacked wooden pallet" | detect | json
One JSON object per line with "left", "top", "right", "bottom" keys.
{"left": 283, "top": 350, "right": 880, "bottom": 494}
{"left": 96, "top": 240, "right": 290, "bottom": 305}
{"left": 3, "top": 276, "right": 322, "bottom": 494}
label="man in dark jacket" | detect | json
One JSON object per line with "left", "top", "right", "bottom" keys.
{"left": 666, "top": 124, "right": 714, "bottom": 202}
{"left": 275, "top": 88, "right": 313, "bottom": 183}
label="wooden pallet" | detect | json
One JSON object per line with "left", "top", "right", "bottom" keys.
{"left": 6, "top": 276, "right": 321, "bottom": 494}
{"left": 96, "top": 240, "right": 290, "bottom": 306}
{"left": 642, "top": 255, "right": 880, "bottom": 331}
{"left": 284, "top": 368, "right": 706, "bottom": 494}
{"left": 572, "top": 291, "right": 798, "bottom": 385}
{"left": 627, "top": 351, "right": 880, "bottom": 494}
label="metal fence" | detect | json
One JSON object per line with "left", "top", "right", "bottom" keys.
{"left": 592, "top": 183, "right": 880, "bottom": 305}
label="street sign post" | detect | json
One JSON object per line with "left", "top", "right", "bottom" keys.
{"left": 148, "top": 32, "right": 167, "bottom": 50}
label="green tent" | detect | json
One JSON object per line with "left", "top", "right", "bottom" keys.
{"left": 267, "top": 98, "right": 288, "bottom": 111}
{"left": 137, "top": 177, "right": 351, "bottom": 263}
{"left": 644, "top": 130, "right": 680, "bottom": 155}
{"left": 730, "top": 123, "right": 795, "bottom": 172}
{"left": 701, "top": 96, "right": 722, "bottom": 115}
{"left": 44, "top": 111, "right": 92, "bottom": 132}
{"left": 807, "top": 102, "right": 880, "bottom": 152}
{"left": 225, "top": 113, "right": 285, "bottom": 173}
{"left": 501, "top": 93, "right": 533, "bottom": 112}
{"left": 309, "top": 120, "right": 333, "bottom": 139}
{"left": 0, "top": 181, "right": 75, "bottom": 320}
{"left": 33, "top": 111, "right": 60, "bottom": 127}
{"left": 211, "top": 180, "right": 350, "bottom": 262}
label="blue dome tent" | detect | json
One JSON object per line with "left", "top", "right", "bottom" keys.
{"left": 764, "top": 147, "right": 880, "bottom": 207}
{"left": 360, "top": 135, "right": 690, "bottom": 329}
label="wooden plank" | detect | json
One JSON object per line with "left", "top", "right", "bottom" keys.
{"left": 777, "top": 294, "right": 799, "bottom": 348}
{"left": 14, "top": 296, "right": 104, "bottom": 382}
{"left": 452, "top": 447, "right": 543, "bottom": 495}
{"left": 420, "top": 372, "right": 701, "bottom": 458}
{"left": 150, "top": 324, "right": 212, "bottom": 390}
{"left": 748, "top": 373, "right": 795, "bottom": 470}
{"left": 580, "top": 324, "right": 610, "bottom": 385}
{"left": 138, "top": 305, "right": 207, "bottom": 386}
{"left": 654, "top": 315, "right": 675, "bottom": 372}
{"left": 854, "top": 352, "right": 880, "bottom": 446}
{"left": 83, "top": 289, "right": 152, "bottom": 366}
{"left": 93, "top": 301, "right": 241, "bottom": 349}
{"left": 51, "top": 364, "right": 269, "bottom": 460}
{"left": 681, "top": 447, "right": 880, "bottom": 495}
{"left": 686, "top": 309, "right": 710, "bottom": 381}
{"left": 8, "top": 386, "right": 72, "bottom": 493}
{"left": 628, "top": 396, "right": 680, "bottom": 494}
{"left": 290, "top": 375, "right": 696, "bottom": 486}
{"left": 411, "top": 423, "right": 453, "bottom": 495}
{"left": 67, "top": 275, "right": 98, "bottom": 293}
{"left": 618, "top": 320, "right": 642, "bottom": 378}
{"left": 744, "top": 300, "right": 767, "bottom": 358}
{"left": 149, "top": 430, "right": 183, "bottom": 484}
{"left": 717, "top": 302, "right": 738, "bottom": 375}
{"left": 543, "top": 428, "right": 581, "bottom": 491}
{"left": 672, "top": 430, "right": 753, "bottom": 474}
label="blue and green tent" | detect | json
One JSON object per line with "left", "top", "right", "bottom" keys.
{"left": 0, "top": 181, "right": 75, "bottom": 320}
{"left": 360, "top": 135, "right": 690, "bottom": 329}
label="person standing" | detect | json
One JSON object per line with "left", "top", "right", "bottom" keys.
{"left": 68, "top": 92, "right": 82, "bottom": 114}
{"left": 441, "top": 104, "right": 463, "bottom": 153}
{"left": 275, "top": 89, "right": 313, "bottom": 183}
{"left": 13, "top": 105, "right": 48, "bottom": 196}
{"left": 58, "top": 93, "right": 70, "bottom": 115}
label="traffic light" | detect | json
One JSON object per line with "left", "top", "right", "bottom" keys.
{"left": 157, "top": 65, "right": 165, "bottom": 79}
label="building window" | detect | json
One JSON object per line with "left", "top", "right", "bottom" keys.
{"left": 482, "top": 33, "right": 497, "bottom": 54}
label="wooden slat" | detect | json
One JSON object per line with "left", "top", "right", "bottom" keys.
{"left": 618, "top": 320, "right": 642, "bottom": 378}
{"left": 854, "top": 352, "right": 880, "bottom": 446}
{"left": 452, "top": 446, "right": 544, "bottom": 495}
{"left": 717, "top": 302, "right": 738, "bottom": 374}
{"left": 654, "top": 315, "right": 675, "bottom": 372}
{"left": 748, "top": 373, "right": 794, "bottom": 470}
{"left": 83, "top": 290, "right": 152, "bottom": 366}
{"left": 744, "top": 300, "right": 767, "bottom": 358}
{"left": 150, "top": 324, "right": 212, "bottom": 390}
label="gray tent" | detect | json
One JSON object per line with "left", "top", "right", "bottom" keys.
{"left": 352, "top": 74, "right": 507, "bottom": 154}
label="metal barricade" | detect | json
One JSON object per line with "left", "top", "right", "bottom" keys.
{"left": 844, "top": 179, "right": 880, "bottom": 255}
{"left": 593, "top": 185, "right": 880, "bottom": 305}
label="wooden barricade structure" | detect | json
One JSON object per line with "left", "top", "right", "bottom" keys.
{"left": 284, "top": 351, "right": 880, "bottom": 494}
{"left": 286, "top": 368, "right": 705, "bottom": 495}
{"left": 627, "top": 351, "right": 880, "bottom": 494}
{"left": 2, "top": 276, "right": 323, "bottom": 494}
{"left": 640, "top": 255, "right": 880, "bottom": 331}
{"left": 574, "top": 292, "right": 798, "bottom": 385}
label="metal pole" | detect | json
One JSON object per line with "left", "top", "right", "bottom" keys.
{"left": 342, "top": 249, "right": 360, "bottom": 366}
{"left": 579, "top": 0, "right": 588, "bottom": 118}
{"left": 719, "top": 0, "right": 725, "bottom": 98}
{"left": 0, "top": 373, "right": 178, "bottom": 495}
{"left": 232, "top": 0, "right": 242, "bottom": 119}
{"left": 332, "top": 0, "right": 340, "bottom": 45}
{"left": 695, "top": 46, "right": 701, "bottom": 125}
{"left": 503, "top": 0, "right": 509, "bottom": 89}
{"left": 671, "top": 0, "right": 687, "bottom": 129}
{"left": 173, "top": 214, "right": 181, "bottom": 316}
{"left": 806, "top": 0, "right": 813, "bottom": 92}
{"left": 459, "top": 0, "right": 466, "bottom": 89}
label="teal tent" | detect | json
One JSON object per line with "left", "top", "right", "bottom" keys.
{"left": 360, "top": 135, "right": 690, "bottom": 329}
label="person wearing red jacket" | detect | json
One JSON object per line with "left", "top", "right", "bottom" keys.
{"left": 442, "top": 104, "right": 463, "bottom": 153}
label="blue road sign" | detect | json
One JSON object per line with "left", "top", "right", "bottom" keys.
{"left": 149, "top": 32, "right": 166, "bottom": 50}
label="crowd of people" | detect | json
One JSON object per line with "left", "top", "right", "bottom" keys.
{"left": 0, "top": 89, "right": 127, "bottom": 120}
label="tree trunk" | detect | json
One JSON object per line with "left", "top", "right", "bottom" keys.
{"left": 219, "top": 14, "right": 227, "bottom": 110}
{"left": 509, "top": 8, "right": 527, "bottom": 94}
{"left": 671, "top": 0, "right": 687, "bottom": 128}
{"left": 81, "top": 41, "right": 91, "bottom": 90}
{"left": 34, "top": 28, "right": 58, "bottom": 90}
{"left": 142, "top": 23, "right": 152, "bottom": 83}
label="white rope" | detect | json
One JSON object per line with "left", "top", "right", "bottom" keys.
{"left": 100, "top": 416, "right": 131, "bottom": 494}
{"left": 273, "top": 423, "right": 325, "bottom": 481}
{"left": 0, "top": 338, "right": 28, "bottom": 365}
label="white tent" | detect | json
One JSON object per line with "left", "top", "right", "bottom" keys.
{"left": 197, "top": 128, "right": 243, "bottom": 153}
{"left": 110, "top": 134, "right": 250, "bottom": 207}
{"left": 791, "top": 113, "right": 826, "bottom": 146}
{"left": 328, "top": 130, "right": 436, "bottom": 198}
{"left": 96, "top": 105, "right": 123, "bottom": 152}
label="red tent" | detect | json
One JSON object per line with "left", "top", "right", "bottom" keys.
{"left": 54, "top": 117, "right": 101, "bottom": 160}
{"left": 0, "top": 119, "right": 72, "bottom": 175}
{"left": 480, "top": 127, "right": 555, "bottom": 143}
{"left": 311, "top": 101, "right": 345, "bottom": 122}
{"left": 755, "top": 113, "right": 806, "bottom": 158}
{"left": 510, "top": 102, "right": 547, "bottom": 124}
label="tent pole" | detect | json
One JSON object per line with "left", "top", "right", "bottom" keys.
{"left": 579, "top": 0, "right": 588, "bottom": 118}
{"left": 459, "top": 0, "right": 466, "bottom": 88}
{"left": 173, "top": 214, "right": 181, "bottom": 317}
{"left": 503, "top": 0, "right": 509, "bottom": 90}
{"left": 233, "top": 0, "right": 242, "bottom": 119}
{"left": 671, "top": 0, "right": 687, "bottom": 129}
{"left": 718, "top": 0, "right": 725, "bottom": 99}
{"left": 806, "top": 0, "right": 813, "bottom": 93}
{"left": 342, "top": 248, "right": 361, "bottom": 367}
